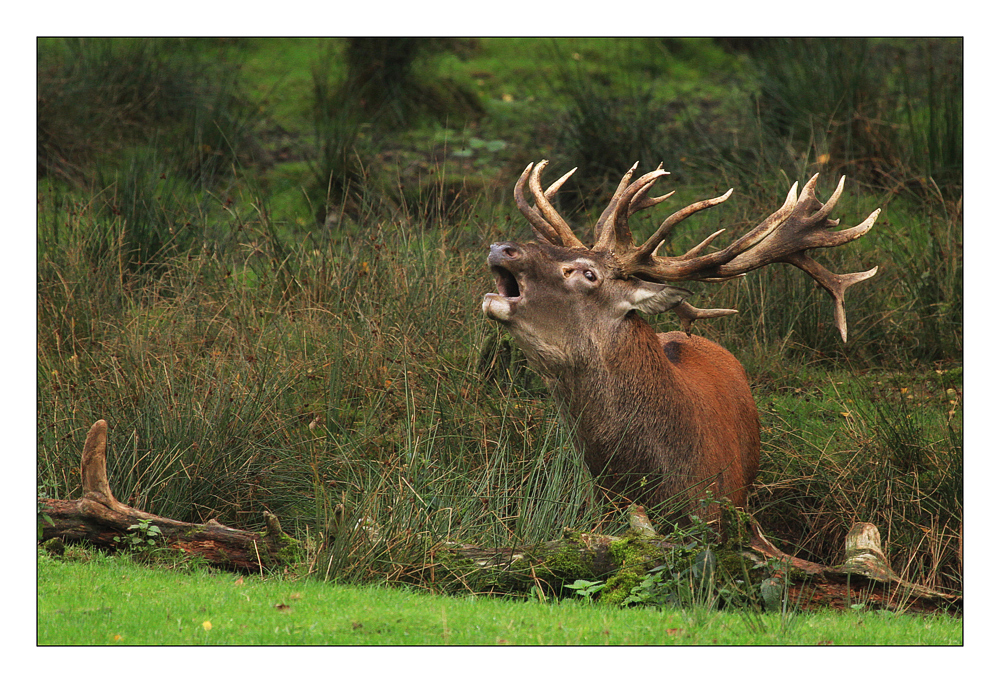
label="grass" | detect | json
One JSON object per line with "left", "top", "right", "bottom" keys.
{"left": 36, "top": 37, "right": 962, "bottom": 602}
{"left": 37, "top": 551, "right": 960, "bottom": 646}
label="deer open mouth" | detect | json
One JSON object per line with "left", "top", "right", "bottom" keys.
{"left": 490, "top": 265, "right": 521, "bottom": 299}
{"left": 483, "top": 265, "right": 522, "bottom": 322}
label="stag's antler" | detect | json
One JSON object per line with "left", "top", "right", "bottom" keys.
{"left": 514, "top": 160, "right": 585, "bottom": 248}
{"left": 515, "top": 161, "right": 880, "bottom": 342}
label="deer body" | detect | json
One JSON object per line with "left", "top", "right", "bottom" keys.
{"left": 485, "top": 240, "right": 759, "bottom": 523}
{"left": 557, "top": 324, "right": 760, "bottom": 519}
{"left": 484, "top": 161, "right": 879, "bottom": 526}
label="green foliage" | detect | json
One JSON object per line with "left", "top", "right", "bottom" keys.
{"left": 576, "top": 503, "right": 773, "bottom": 612}
{"left": 114, "top": 519, "right": 163, "bottom": 551}
{"left": 565, "top": 578, "right": 604, "bottom": 600}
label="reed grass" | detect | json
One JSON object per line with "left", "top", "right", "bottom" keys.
{"left": 36, "top": 37, "right": 961, "bottom": 597}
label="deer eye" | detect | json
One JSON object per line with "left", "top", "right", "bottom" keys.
{"left": 583, "top": 270, "right": 597, "bottom": 282}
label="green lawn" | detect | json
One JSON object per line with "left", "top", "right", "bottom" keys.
{"left": 38, "top": 553, "right": 960, "bottom": 647}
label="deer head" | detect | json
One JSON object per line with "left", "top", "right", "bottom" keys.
{"left": 484, "top": 160, "right": 879, "bottom": 360}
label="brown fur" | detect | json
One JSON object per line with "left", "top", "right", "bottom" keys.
{"left": 484, "top": 241, "right": 760, "bottom": 527}
{"left": 553, "top": 319, "right": 759, "bottom": 525}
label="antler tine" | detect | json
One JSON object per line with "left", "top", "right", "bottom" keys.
{"left": 633, "top": 188, "right": 735, "bottom": 262}
{"left": 677, "top": 228, "right": 727, "bottom": 260}
{"left": 784, "top": 253, "right": 879, "bottom": 342}
{"left": 672, "top": 300, "right": 740, "bottom": 335}
{"left": 526, "top": 160, "right": 586, "bottom": 248}
{"left": 526, "top": 160, "right": 585, "bottom": 248}
{"left": 544, "top": 166, "right": 577, "bottom": 201}
{"left": 627, "top": 165, "right": 673, "bottom": 216}
{"left": 631, "top": 189, "right": 675, "bottom": 216}
{"left": 595, "top": 168, "right": 670, "bottom": 253}
{"left": 594, "top": 162, "right": 639, "bottom": 241}
{"left": 514, "top": 163, "right": 563, "bottom": 245}
{"left": 812, "top": 175, "right": 845, "bottom": 223}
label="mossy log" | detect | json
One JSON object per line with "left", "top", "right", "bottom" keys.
{"left": 429, "top": 506, "right": 961, "bottom": 612}
{"left": 37, "top": 420, "right": 296, "bottom": 573}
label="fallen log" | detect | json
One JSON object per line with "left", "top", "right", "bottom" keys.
{"left": 427, "top": 507, "right": 961, "bottom": 613}
{"left": 37, "top": 420, "right": 297, "bottom": 573}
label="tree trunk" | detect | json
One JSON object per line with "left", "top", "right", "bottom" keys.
{"left": 38, "top": 420, "right": 296, "bottom": 573}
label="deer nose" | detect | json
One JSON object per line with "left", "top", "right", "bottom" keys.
{"left": 489, "top": 242, "right": 522, "bottom": 262}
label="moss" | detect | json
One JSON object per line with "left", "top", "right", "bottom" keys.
{"left": 431, "top": 530, "right": 602, "bottom": 597}
{"left": 273, "top": 533, "right": 303, "bottom": 566}
{"left": 715, "top": 548, "right": 752, "bottom": 581}
{"left": 41, "top": 537, "right": 66, "bottom": 557}
{"left": 599, "top": 570, "right": 643, "bottom": 605}
{"left": 433, "top": 546, "right": 534, "bottom": 594}
{"left": 505, "top": 532, "right": 601, "bottom": 595}
{"left": 599, "top": 532, "right": 662, "bottom": 606}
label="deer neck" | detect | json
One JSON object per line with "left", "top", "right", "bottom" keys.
{"left": 548, "top": 314, "right": 691, "bottom": 472}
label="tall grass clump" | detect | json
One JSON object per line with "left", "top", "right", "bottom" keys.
{"left": 37, "top": 38, "right": 261, "bottom": 187}
{"left": 845, "top": 375, "right": 962, "bottom": 592}
{"left": 340, "top": 38, "right": 484, "bottom": 129}
{"left": 304, "top": 45, "right": 378, "bottom": 227}
{"left": 732, "top": 37, "right": 962, "bottom": 198}
{"left": 542, "top": 40, "right": 704, "bottom": 216}
{"left": 751, "top": 38, "right": 898, "bottom": 184}
{"left": 37, "top": 179, "right": 601, "bottom": 578}
{"left": 894, "top": 40, "right": 962, "bottom": 196}
{"left": 305, "top": 40, "right": 488, "bottom": 229}
{"left": 749, "top": 368, "right": 962, "bottom": 594}
{"left": 89, "top": 152, "right": 214, "bottom": 275}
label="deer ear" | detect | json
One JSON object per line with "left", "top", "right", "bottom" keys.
{"left": 625, "top": 280, "right": 691, "bottom": 315}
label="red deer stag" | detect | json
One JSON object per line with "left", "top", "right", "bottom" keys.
{"left": 483, "top": 160, "right": 879, "bottom": 527}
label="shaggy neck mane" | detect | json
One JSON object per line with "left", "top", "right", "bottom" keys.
{"left": 549, "top": 314, "right": 695, "bottom": 476}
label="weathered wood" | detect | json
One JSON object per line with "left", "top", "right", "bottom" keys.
{"left": 38, "top": 420, "right": 296, "bottom": 573}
